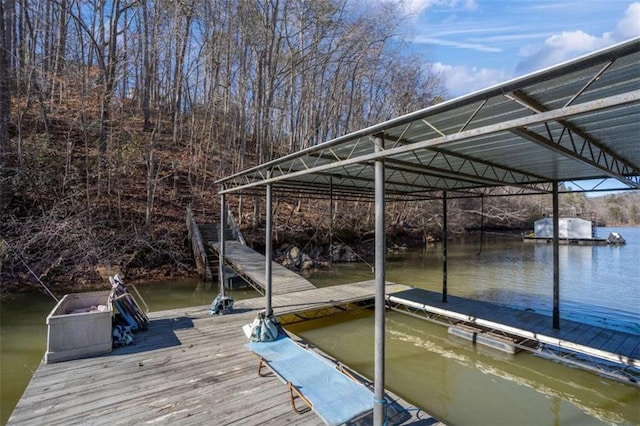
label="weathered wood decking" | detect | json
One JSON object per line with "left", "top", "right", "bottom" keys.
{"left": 10, "top": 280, "right": 640, "bottom": 424}
{"left": 8, "top": 282, "right": 433, "bottom": 426}
{"left": 388, "top": 288, "right": 640, "bottom": 383}
{"left": 212, "top": 241, "right": 317, "bottom": 294}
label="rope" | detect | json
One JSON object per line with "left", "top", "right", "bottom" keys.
{"left": 373, "top": 397, "right": 388, "bottom": 425}
{"left": 2, "top": 238, "right": 59, "bottom": 303}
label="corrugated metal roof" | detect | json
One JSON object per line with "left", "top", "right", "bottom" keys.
{"left": 218, "top": 37, "right": 640, "bottom": 199}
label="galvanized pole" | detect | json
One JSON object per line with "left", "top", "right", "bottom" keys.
{"left": 265, "top": 170, "right": 273, "bottom": 316}
{"left": 552, "top": 181, "right": 560, "bottom": 329}
{"left": 442, "top": 191, "right": 448, "bottom": 303}
{"left": 219, "top": 191, "right": 226, "bottom": 297}
{"left": 373, "top": 134, "right": 386, "bottom": 426}
{"left": 329, "top": 177, "right": 334, "bottom": 268}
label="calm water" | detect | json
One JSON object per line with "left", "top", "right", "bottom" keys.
{"left": 288, "top": 310, "right": 639, "bottom": 426}
{"left": 1, "top": 227, "right": 639, "bottom": 425}
{"left": 313, "top": 226, "right": 640, "bottom": 336}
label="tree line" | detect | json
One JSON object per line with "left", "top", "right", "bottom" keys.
{"left": 1, "top": 0, "right": 444, "bottom": 176}
{"left": 0, "top": 0, "right": 446, "bottom": 289}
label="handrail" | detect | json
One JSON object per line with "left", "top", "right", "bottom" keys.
{"left": 226, "top": 206, "right": 247, "bottom": 246}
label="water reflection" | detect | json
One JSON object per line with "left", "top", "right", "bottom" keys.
{"left": 302, "top": 228, "right": 640, "bottom": 424}
{"left": 130, "top": 277, "right": 261, "bottom": 312}
{"left": 286, "top": 309, "right": 640, "bottom": 426}
{"left": 2, "top": 228, "right": 638, "bottom": 424}
{"left": 313, "top": 229, "right": 640, "bottom": 336}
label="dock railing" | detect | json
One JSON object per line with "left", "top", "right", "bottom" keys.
{"left": 226, "top": 205, "right": 246, "bottom": 246}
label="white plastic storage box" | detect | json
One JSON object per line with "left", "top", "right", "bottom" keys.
{"left": 45, "top": 291, "right": 113, "bottom": 363}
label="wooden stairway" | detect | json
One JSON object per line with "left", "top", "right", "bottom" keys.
{"left": 186, "top": 205, "right": 241, "bottom": 282}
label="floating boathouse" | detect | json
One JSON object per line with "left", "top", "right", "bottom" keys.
{"left": 523, "top": 217, "right": 627, "bottom": 244}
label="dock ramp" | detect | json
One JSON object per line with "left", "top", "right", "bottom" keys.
{"left": 211, "top": 241, "right": 316, "bottom": 295}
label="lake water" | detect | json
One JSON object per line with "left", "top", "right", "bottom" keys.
{"left": 313, "top": 226, "right": 640, "bottom": 337}
{"left": 1, "top": 227, "right": 639, "bottom": 425}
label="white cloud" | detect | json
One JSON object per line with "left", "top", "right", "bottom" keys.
{"left": 414, "top": 36, "right": 501, "bottom": 52}
{"left": 433, "top": 62, "right": 511, "bottom": 97}
{"left": 515, "top": 2, "right": 640, "bottom": 74}
{"left": 516, "top": 30, "right": 614, "bottom": 73}
{"left": 615, "top": 2, "right": 640, "bottom": 38}
{"left": 400, "top": 0, "right": 477, "bottom": 16}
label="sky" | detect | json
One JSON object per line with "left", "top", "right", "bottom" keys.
{"left": 396, "top": 0, "right": 640, "bottom": 97}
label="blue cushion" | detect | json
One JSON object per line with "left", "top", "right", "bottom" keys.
{"left": 248, "top": 338, "right": 373, "bottom": 425}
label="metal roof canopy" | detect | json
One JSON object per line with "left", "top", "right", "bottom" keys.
{"left": 218, "top": 37, "right": 640, "bottom": 198}
{"left": 215, "top": 38, "right": 640, "bottom": 425}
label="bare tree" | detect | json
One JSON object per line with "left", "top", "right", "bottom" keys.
{"left": 0, "top": 0, "right": 13, "bottom": 212}
{"left": 2, "top": 0, "right": 450, "bottom": 286}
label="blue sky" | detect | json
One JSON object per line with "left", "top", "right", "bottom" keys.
{"left": 395, "top": 0, "right": 640, "bottom": 97}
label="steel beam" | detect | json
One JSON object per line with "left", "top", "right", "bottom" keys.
{"left": 506, "top": 89, "right": 638, "bottom": 187}
{"left": 373, "top": 134, "right": 386, "bottom": 426}
{"left": 383, "top": 157, "right": 550, "bottom": 193}
{"left": 442, "top": 191, "right": 448, "bottom": 303}
{"left": 329, "top": 178, "right": 334, "bottom": 267}
{"left": 510, "top": 122, "right": 639, "bottom": 189}
{"left": 219, "top": 191, "right": 226, "bottom": 297}
{"left": 552, "top": 181, "right": 560, "bottom": 329}
{"left": 219, "top": 91, "right": 639, "bottom": 195}
{"left": 265, "top": 170, "right": 273, "bottom": 316}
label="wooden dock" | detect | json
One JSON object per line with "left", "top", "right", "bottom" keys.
{"left": 387, "top": 288, "right": 640, "bottom": 384}
{"left": 8, "top": 282, "right": 435, "bottom": 426}
{"left": 211, "top": 241, "right": 317, "bottom": 294}
{"left": 9, "top": 280, "right": 639, "bottom": 424}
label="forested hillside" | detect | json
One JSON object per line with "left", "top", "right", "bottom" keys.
{"left": 0, "top": 0, "right": 447, "bottom": 291}
{"left": 0, "top": 1, "right": 637, "bottom": 292}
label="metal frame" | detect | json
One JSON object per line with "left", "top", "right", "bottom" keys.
{"left": 386, "top": 299, "right": 640, "bottom": 385}
{"left": 217, "top": 38, "right": 640, "bottom": 426}
{"left": 218, "top": 38, "right": 640, "bottom": 199}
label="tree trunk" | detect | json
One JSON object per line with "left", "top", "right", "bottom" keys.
{"left": 171, "top": 6, "right": 192, "bottom": 145}
{"left": 141, "top": 0, "right": 152, "bottom": 132}
{"left": 53, "top": 0, "right": 68, "bottom": 101}
{"left": 0, "top": 0, "right": 13, "bottom": 212}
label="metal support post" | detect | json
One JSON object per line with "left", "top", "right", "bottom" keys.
{"left": 329, "top": 177, "right": 334, "bottom": 267}
{"left": 373, "top": 134, "right": 386, "bottom": 426}
{"left": 210, "top": 188, "right": 234, "bottom": 315}
{"left": 552, "top": 181, "right": 560, "bottom": 329}
{"left": 265, "top": 170, "right": 273, "bottom": 316}
{"left": 219, "top": 192, "right": 226, "bottom": 297}
{"left": 442, "top": 191, "right": 448, "bottom": 303}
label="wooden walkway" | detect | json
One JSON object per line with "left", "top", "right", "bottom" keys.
{"left": 388, "top": 288, "right": 640, "bottom": 384}
{"left": 211, "top": 241, "right": 317, "bottom": 294}
{"left": 10, "top": 280, "right": 639, "bottom": 424}
{"left": 8, "top": 282, "right": 437, "bottom": 426}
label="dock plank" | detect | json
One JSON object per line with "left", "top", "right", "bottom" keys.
{"left": 386, "top": 287, "right": 640, "bottom": 378}
{"left": 599, "top": 330, "right": 633, "bottom": 354}
{"left": 8, "top": 282, "right": 429, "bottom": 426}
{"left": 212, "top": 241, "right": 316, "bottom": 294}
{"left": 11, "top": 280, "right": 638, "bottom": 424}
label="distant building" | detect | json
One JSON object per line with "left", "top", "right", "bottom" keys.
{"left": 524, "top": 217, "right": 625, "bottom": 245}
{"left": 533, "top": 217, "right": 593, "bottom": 239}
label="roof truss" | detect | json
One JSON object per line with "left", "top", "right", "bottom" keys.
{"left": 218, "top": 38, "right": 640, "bottom": 198}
